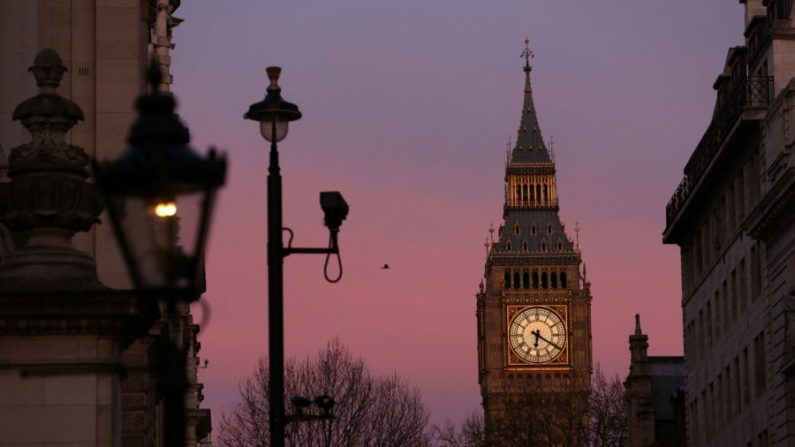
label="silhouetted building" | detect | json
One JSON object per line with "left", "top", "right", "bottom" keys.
{"left": 476, "top": 40, "right": 593, "bottom": 446}
{"left": 0, "top": 2, "right": 210, "bottom": 445}
{"left": 663, "top": 1, "right": 795, "bottom": 445}
{"left": 625, "top": 315, "right": 686, "bottom": 447}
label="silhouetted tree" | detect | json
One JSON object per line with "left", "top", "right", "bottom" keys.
{"left": 218, "top": 339, "right": 430, "bottom": 446}
{"left": 589, "top": 365, "right": 627, "bottom": 447}
{"left": 430, "top": 412, "right": 486, "bottom": 447}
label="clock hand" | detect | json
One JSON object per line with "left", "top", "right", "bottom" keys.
{"left": 535, "top": 332, "right": 563, "bottom": 350}
{"left": 531, "top": 329, "right": 540, "bottom": 348}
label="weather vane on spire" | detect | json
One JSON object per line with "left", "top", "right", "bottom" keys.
{"left": 521, "top": 37, "right": 534, "bottom": 72}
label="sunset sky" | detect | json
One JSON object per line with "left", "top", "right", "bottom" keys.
{"left": 172, "top": 1, "right": 744, "bottom": 429}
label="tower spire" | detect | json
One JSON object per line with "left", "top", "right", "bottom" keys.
{"left": 510, "top": 37, "right": 551, "bottom": 164}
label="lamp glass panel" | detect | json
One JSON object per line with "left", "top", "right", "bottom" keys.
{"left": 112, "top": 190, "right": 204, "bottom": 289}
{"left": 260, "top": 120, "right": 289, "bottom": 142}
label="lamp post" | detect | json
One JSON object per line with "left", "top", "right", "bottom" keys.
{"left": 245, "top": 67, "right": 348, "bottom": 447}
{"left": 94, "top": 61, "right": 226, "bottom": 447}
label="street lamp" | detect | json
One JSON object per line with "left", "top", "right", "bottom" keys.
{"left": 94, "top": 61, "right": 227, "bottom": 447}
{"left": 95, "top": 62, "right": 226, "bottom": 296}
{"left": 245, "top": 67, "right": 348, "bottom": 447}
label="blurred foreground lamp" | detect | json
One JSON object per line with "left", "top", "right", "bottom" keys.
{"left": 244, "top": 66, "right": 302, "bottom": 142}
{"left": 94, "top": 63, "right": 226, "bottom": 297}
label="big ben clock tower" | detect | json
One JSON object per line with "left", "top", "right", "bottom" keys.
{"left": 476, "top": 40, "right": 593, "bottom": 446}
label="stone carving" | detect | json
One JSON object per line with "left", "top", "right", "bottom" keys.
{"left": 0, "top": 49, "right": 103, "bottom": 287}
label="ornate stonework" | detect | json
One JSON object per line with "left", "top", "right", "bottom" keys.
{"left": 0, "top": 49, "right": 103, "bottom": 286}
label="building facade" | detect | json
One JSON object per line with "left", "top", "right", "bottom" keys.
{"left": 624, "top": 314, "right": 686, "bottom": 447}
{"left": 663, "top": 1, "right": 795, "bottom": 446}
{"left": 0, "top": 1, "right": 210, "bottom": 445}
{"left": 476, "top": 41, "right": 593, "bottom": 446}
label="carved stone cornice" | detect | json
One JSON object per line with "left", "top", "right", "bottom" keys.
{"left": 0, "top": 290, "right": 159, "bottom": 348}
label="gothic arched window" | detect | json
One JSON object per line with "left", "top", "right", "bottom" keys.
{"left": 547, "top": 224, "right": 553, "bottom": 234}
{"left": 514, "top": 224, "right": 520, "bottom": 235}
{"left": 541, "top": 272, "right": 548, "bottom": 289}
{"left": 530, "top": 224, "right": 537, "bottom": 235}
{"left": 541, "top": 240, "right": 547, "bottom": 252}
{"left": 522, "top": 241, "right": 528, "bottom": 253}
{"left": 513, "top": 272, "right": 520, "bottom": 289}
{"left": 522, "top": 271, "right": 530, "bottom": 289}
{"left": 532, "top": 271, "right": 539, "bottom": 289}
{"left": 504, "top": 271, "right": 511, "bottom": 289}
{"left": 557, "top": 240, "right": 563, "bottom": 251}
{"left": 551, "top": 272, "right": 558, "bottom": 289}
{"left": 560, "top": 271, "right": 568, "bottom": 288}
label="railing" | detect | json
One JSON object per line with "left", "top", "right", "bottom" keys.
{"left": 665, "top": 76, "right": 773, "bottom": 227}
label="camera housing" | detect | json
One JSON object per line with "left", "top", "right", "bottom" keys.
{"left": 320, "top": 191, "right": 349, "bottom": 232}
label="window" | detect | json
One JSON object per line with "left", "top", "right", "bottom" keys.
{"left": 557, "top": 240, "right": 563, "bottom": 251}
{"left": 551, "top": 272, "right": 558, "bottom": 289}
{"left": 522, "top": 271, "right": 529, "bottom": 289}
{"left": 506, "top": 241, "right": 512, "bottom": 251}
{"left": 530, "top": 224, "right": 537, "bottom": 235}
{"left": 514, "top": 224, "right": 520, "bottom": 235}
{"left": 541, "top": 272, "right": 548, "bottom": 289}
{"left": 504, "top": 271, "right": 511, "bottom": 289}
{"left": 731, "top": 270, "right": 738, "bottom": 318}
{"left": 546, "top": 224, "right": 553, "bottom": 234}
{"left": 560, "top": 271, "right": 567, "bottom": 288}
{"left": 541, "top": 241, "right": 547, "bottom": 252}
{"left": 735, "top": 356, "right": 741, "bottom": 416}
{"left": 714, "top": 290, "right": 721, "bottom": 337}
{"left": 751, "top": 244, "right": 762, "bottom": 299}
{"left": 706, "top": 301, "right": 713, "bottom": 348}
{"left": 522, "top": 241, "right": 528, "bottom": 253}
{"left": 743, "top": 347, "right": 750, "bottom": 406}
{"left": 513, "top": 272, "right": 520, "bottom": 289}
{"left": 532, "top": 271, "right": 539, "bottom": 289}
{"left": 754, "top": 332, "right": 766, "bottom": 394}
{"left": 739, "top": 258, "right": 748, "bottom": 310}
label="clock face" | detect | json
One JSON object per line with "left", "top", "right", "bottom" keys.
{"left": 509, "top": 306, "right": 567, "bottom": 364}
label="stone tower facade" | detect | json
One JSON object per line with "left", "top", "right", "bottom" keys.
{"left": 476, "top": 41, "right": 593, "bottom": 446}
{"left": 663, "top": 1, "right": 795, "bottom": 445}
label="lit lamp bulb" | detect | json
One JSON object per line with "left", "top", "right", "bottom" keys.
{"left": 153, "top": 201, "right": 178, "bottom": 218}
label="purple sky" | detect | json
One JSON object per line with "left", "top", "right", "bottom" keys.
{"left": 172, "top": 1, "right": 744, "bottom": 429}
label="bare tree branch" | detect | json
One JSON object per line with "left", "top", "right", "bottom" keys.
{"left": 218, "top": 339, "right": 430, "bottom": 447}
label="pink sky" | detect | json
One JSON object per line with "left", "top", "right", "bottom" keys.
{"left": 173, "top": 1, "right": 745, "bottom": 429}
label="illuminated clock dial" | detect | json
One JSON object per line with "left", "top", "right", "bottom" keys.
{"left": 509, "top": 307, "right": 566, "bottom": 363}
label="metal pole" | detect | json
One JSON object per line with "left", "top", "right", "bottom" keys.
{"left": 267, "top": 137, "right": 286, "bottom": 447}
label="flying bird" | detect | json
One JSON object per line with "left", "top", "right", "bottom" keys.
{"left": 381, "top": 264, "right": 390, "bottom": 270}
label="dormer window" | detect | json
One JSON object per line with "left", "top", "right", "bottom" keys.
{"left": 557, "top": 240, "right": 563, "bottom": 251}
{"left": 506, "top": 241, "right": 512, "bottom": 251}
{"left": 541, "top": 240, "right": 547, "bottom": 252}
{"left": 522, "top": 241, "right": 528, "bottom": 253}
{"left": 514, "top": 224, "right": 521, "bottom": 235}
{"left": 530, "top": 224, "right": 537, "bottom": 235}
{"left": 547, "top": 224, "right": 553, "bottom": 234}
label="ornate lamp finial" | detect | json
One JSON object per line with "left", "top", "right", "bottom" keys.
{"left": 521, "top": 37, "right": 534, "bottom": 72}
{"left": 146, "top": 58, "right": 163, "bottom": 93}
{"left": 266, "top": 66, "right": 282, "bottom": 92}
{"left": 635, "top": 314, "right": 642, "bottom": 334}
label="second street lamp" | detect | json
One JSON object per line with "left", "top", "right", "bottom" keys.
{"left": 245, "top": 66, "right": 348, "bottom": 447}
